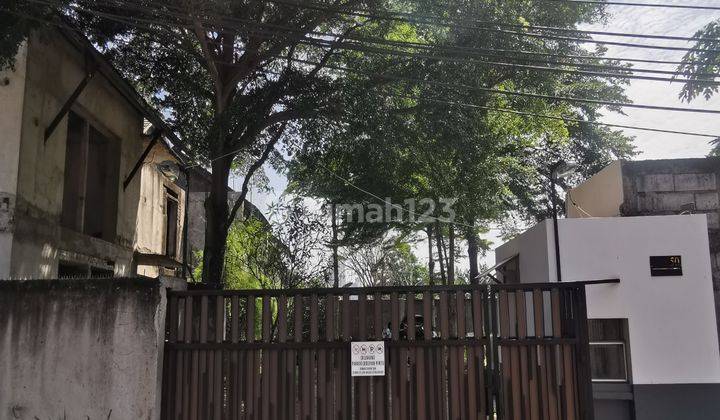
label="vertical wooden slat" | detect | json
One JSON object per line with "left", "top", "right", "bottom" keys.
{"left": 455, "top": 291, "right": 467, "bottom": 420}
{"left": 310, "top": 294, "right": 319, "bottom": 420}
{"left": 471, "top": 289, "right": 485, "bottom": 416}
{"left": 498, "top": 291, "right": 511, "bottom": 420}
{"left": 262, "top": 296, "right": 271, "bottom": 420}
{"left": 405, "top": 293, "right": 415, "bottom": 418}
{"left": 390, "top": 292, "right": 400, "bottom": 420}
{"left": 416, "top": 292, "right": 431, "bottom": 420}
{"left": 294, "top": 294, "right": 303, "bottom": 420}
{"left": 276, "top": 295, "right": 287, "bottom": 419}
{"left": 194, "top": 296, "right": 207, "bottom": 420}
{"left": 214, "top": 296, "right": 224, "bottom": 420}
{"left": 574, "top": 287, "right": 595, "bottom": 420}
{"left": 325, "top": 293, "right": 336, "bottom": 420}
{"left": 356, "top": 293, "right": 369, "bottom": 420}
{"left": 563, "top": 343, "right": 577, "bottom": 420}
{"left": 246, "top": 296, "right": 256, "bottom": 420}
{"left": 182, "top": 297, "right": 193, "bottom": 420}
{"left": 439, "top": 291, "right": 450, "bottom": 420}
{"left": 516, "top": 291, "right": 531, "bottom": 420}
{"left": 373, "top": 293, "right": 386, "bottom": 420}
{"left": 509, "top": 294, "right": 522, "bottom": 420}
{"left": 342, "top": 293, "right": 352, "bottom": 418}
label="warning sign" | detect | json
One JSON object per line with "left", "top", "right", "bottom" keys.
{"left": 350, "top": 341, "right": 385, "bottom": 377}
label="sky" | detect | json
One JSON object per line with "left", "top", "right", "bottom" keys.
{"left": 235, "top": 1, "right": 720, "bottom": 277}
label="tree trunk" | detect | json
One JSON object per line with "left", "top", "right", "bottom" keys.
{"left": 201, "top": 155, "right": 233, "bottom": 287}
{"left": 427, "top": 224, "right": 435, "bottom": 285}
{"left": 448, "top": 225, "right": 455, "bottom": 285}
{"left": 467, "top": 229, "right": 480, "bottom": 285}
{"left": 435, "top": 221, "right": 447, "bottom": 285}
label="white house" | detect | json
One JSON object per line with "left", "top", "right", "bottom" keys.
{"left": 494, "top": 214, "right": 720, "bottom": 420}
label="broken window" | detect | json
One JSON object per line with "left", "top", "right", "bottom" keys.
{"left": 165, "top": 187, "right": 179, "bottom": 259}
{"left": 60, "top": 111, "right": 120, "bottom": 241}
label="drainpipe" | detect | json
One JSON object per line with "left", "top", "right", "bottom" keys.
{"left": 550, "top": 173, "right": 562, "bottom": 283}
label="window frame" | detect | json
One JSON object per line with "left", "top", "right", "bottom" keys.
{"left": 163, "top": 186, "right": 180, "bottom": 259}
{"left": 60, "top": 107, "right": 120, "bottom": 242}
{"left": 588, "top": 318, "right": 632, "bottom": 384}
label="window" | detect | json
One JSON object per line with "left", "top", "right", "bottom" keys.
{"left": 499, "top": 255, "right": 520, "bottom": 284}
{"left": 589, "top": 319, "right": 630, "bottom": 382}
{"left": 61, "top": 111, "right": 120, "bottom": 241}
{"left": 164, "top": 188, "right": 179, "bottom": 258}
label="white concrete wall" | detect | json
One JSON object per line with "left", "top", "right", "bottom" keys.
{"left": 495, "top": 215, "right": 720, "bottom": 385}
{"left": 495, "top": 221, "right": 552, "bottom": 283}
{"left": 566, "top": 160, "right": 623, "bottom": 218}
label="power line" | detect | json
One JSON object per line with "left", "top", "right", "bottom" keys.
{"left": 15, "top": 6, "right": 720, "bottom": 115}
{"left": 64, "top": 0, "right": 718, "bottom": 66}
{"left": 12, "top": 6, "right": 720, "bottom": 137}
{"left": 23, "top": 0, "right": 720, "bottom": 79}
{"left": 399, "top": 95, "right": 720, "bottom": 138}
{"left": 253, "top": 52, "right": 720, "bottom": 114}
{"left": 262, "top": 0, "right": 720, "bottom": 43}
{"left": 25, "top": 1, "right": 720, "bottom": 83}
{"left": 540, "top": 0, "right": 720, "bottom": 11}
{"left": 28, "top": 0, "right": 720, "bottom": 55}
{"left": 257, "top": 35, "right": 719, "bottom": 83}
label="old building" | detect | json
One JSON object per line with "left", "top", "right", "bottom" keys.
{"left": 0, "top": 26, "right": 189, "bottom": 279}
{"left": 567, "top": 159, "right": 720, "bottom": 327}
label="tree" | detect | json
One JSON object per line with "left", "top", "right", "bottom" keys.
{"left": 288, "top": 0, "right": 635, "bottom": 283}
{"left": 1, "top": 0, "right": 396, "bottom": 286}
{"left": 342, "top": 233, "right": 426, "bottom": 287}
{"left": 200, "top": 197, "right": 331, "bottom": 289}
{"left": 676, "top": 20, "right": 720, "bottom": 155}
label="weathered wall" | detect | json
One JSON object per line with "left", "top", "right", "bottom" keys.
{"left": 9, "top": 31, "right": 146, "bottom": 278}
{"left": 0, "top": 278, "right": 174, "bottom": 419}
{"left": 566, "top": 160, "right": 623, "bottom": 218}
{"left": 0, "top": 42, "right": 28, "bottom": 278}
{"left": 135, "top": 142, "right": 186, "bottom": 278}
{"left": 3, "top": 29, "right": 188, "bottom": 279}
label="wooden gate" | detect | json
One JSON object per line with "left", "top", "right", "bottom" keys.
{"left": 161, "top": 282, "right": 598, "bottom": 420}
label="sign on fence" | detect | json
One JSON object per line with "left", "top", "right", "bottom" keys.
{"left": 350, "top": 341, "right": 385, "bottom": 376}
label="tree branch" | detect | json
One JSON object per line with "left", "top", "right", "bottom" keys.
{"left": 226, "top": 122, "right": 288, "bottom": 230}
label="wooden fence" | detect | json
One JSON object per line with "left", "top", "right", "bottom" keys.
{"left": 161, "top": 281, "right": 601, "bottom": 420}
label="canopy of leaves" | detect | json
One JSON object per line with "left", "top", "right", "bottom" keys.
{"left": 288, "top": 0, "right": 635, "bottom": 244}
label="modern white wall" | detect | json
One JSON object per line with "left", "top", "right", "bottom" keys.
{"left": 496, "top": 215, "right": 720, "bottom": 385}
{"left": 495, "top": 221, "right": 552, "bottom": 283}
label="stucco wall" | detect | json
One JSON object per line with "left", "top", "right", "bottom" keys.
{"left": 135, "top": 142, "right": 186, "bottom": 278}
{"left": 496, "top": 215, "right": 720, "bottom": 385}
{"left": 0, "top": 278, "right": 169, "bottom": 419}
{"left": 8, "top": 31, "right": 146, "bottom": 278}
{"left": 0, "top": 42, "right": 28, "bottom": 278}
